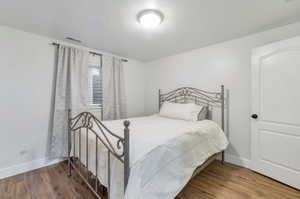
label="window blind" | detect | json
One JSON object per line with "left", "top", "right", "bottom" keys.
{"left": 87, "top": 55, "right": 102, "bottom": 106}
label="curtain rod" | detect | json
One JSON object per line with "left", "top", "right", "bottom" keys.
{"left": 51, "top": 42, "right": 128, "bottom": 62}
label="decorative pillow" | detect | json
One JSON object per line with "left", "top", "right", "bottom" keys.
{"left": 197, "top": 105, "right": 208, "bottom": 121}
{"left": 191, "top": 104, "right": 205, "bottom": 121}
{"left": 159, "top": 102, "right": 195, "bottom": 121}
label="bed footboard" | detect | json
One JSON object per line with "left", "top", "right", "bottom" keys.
{"left": 67, "top": 110, "right": 130, "bottom": 199}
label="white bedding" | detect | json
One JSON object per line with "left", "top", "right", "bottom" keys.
{"left": 73, "top": 115, "right": 228, "bottom": 199}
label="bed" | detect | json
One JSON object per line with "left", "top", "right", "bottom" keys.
{"left": 67, "top": 86, "right": 229, "bottom": 199}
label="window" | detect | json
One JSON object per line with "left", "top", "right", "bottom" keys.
{"left": 88, "top": 54, "right": 102, "bottom": 106}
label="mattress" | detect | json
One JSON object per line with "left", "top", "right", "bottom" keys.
{"left": 72, "top": 115, "right": 228, "bottom": 199}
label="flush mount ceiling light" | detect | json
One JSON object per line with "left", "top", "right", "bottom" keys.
{"left": 137, "top": 9, "right": 164, "bottom": 29}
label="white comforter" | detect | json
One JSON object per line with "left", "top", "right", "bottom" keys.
{"left": 74, "top": 115, "right": 228, "bottom": 199}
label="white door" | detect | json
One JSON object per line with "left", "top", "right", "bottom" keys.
{"left": 251, "top": 36, "right": 300, "bottom": 190}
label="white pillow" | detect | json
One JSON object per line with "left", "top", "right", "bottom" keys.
{"left": 159, "top": 102, "right": 204, "bottom": 121}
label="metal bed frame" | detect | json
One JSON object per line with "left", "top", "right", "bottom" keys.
{"left": 67, "top": 85, "right": 225, "bottom": 199}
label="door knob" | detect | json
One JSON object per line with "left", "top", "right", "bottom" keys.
{"left": 251, "top": 114, "right": 258, "bottom": 119}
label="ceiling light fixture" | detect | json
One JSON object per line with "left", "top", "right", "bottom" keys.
{"left": 137, "top": 9, "right": 164, "bottom": 29}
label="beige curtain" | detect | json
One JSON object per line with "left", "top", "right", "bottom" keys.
{"left": 102, "top": 55, "right": 127, "bottom": 120}
{"left": 47, "top": 45, "right": 89, "bottom": 158}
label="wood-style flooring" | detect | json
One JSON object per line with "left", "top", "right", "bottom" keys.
{"left": 0, "top": 161, "right": 299, "bottom": 199}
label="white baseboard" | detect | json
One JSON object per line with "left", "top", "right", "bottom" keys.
{"left": 224, "top": 153, "right": 251, "bottom": 168}
{"left": 0, "top": 158, "right": 64, "bottom": 180}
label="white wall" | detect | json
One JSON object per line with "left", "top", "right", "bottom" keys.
{"left": 0, "top": 26, "right": 146, "bottom": 175}
{"left": 144, "top": 22, "right": 300, "bottom": 161}
{"left": 124, "top": 59, "right": 146, "bottom": 117}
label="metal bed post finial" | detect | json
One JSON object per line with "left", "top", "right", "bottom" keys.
{"left": 221, "top": 85, "right": 225, "bottom": 164}
{"left": 124, "top": 120, "right": 130, "bottom": 193}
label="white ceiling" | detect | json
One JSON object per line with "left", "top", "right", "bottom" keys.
{"left": 1, "top": 0, "right": 300, "bottom": 61}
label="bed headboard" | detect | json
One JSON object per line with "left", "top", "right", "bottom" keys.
{"left": 158, "top": 85, "right": 225, "bottom": 131}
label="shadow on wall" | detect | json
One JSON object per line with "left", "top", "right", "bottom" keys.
{"left": 224, "top": 89, "right": 245, "bottom": 160}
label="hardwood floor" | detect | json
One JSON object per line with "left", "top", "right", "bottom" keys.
{"left": 177, "top": 161, "right": 300, "bottom": 199}
{"left": 0, "top": 161, "right": 299, "bottom": 199}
